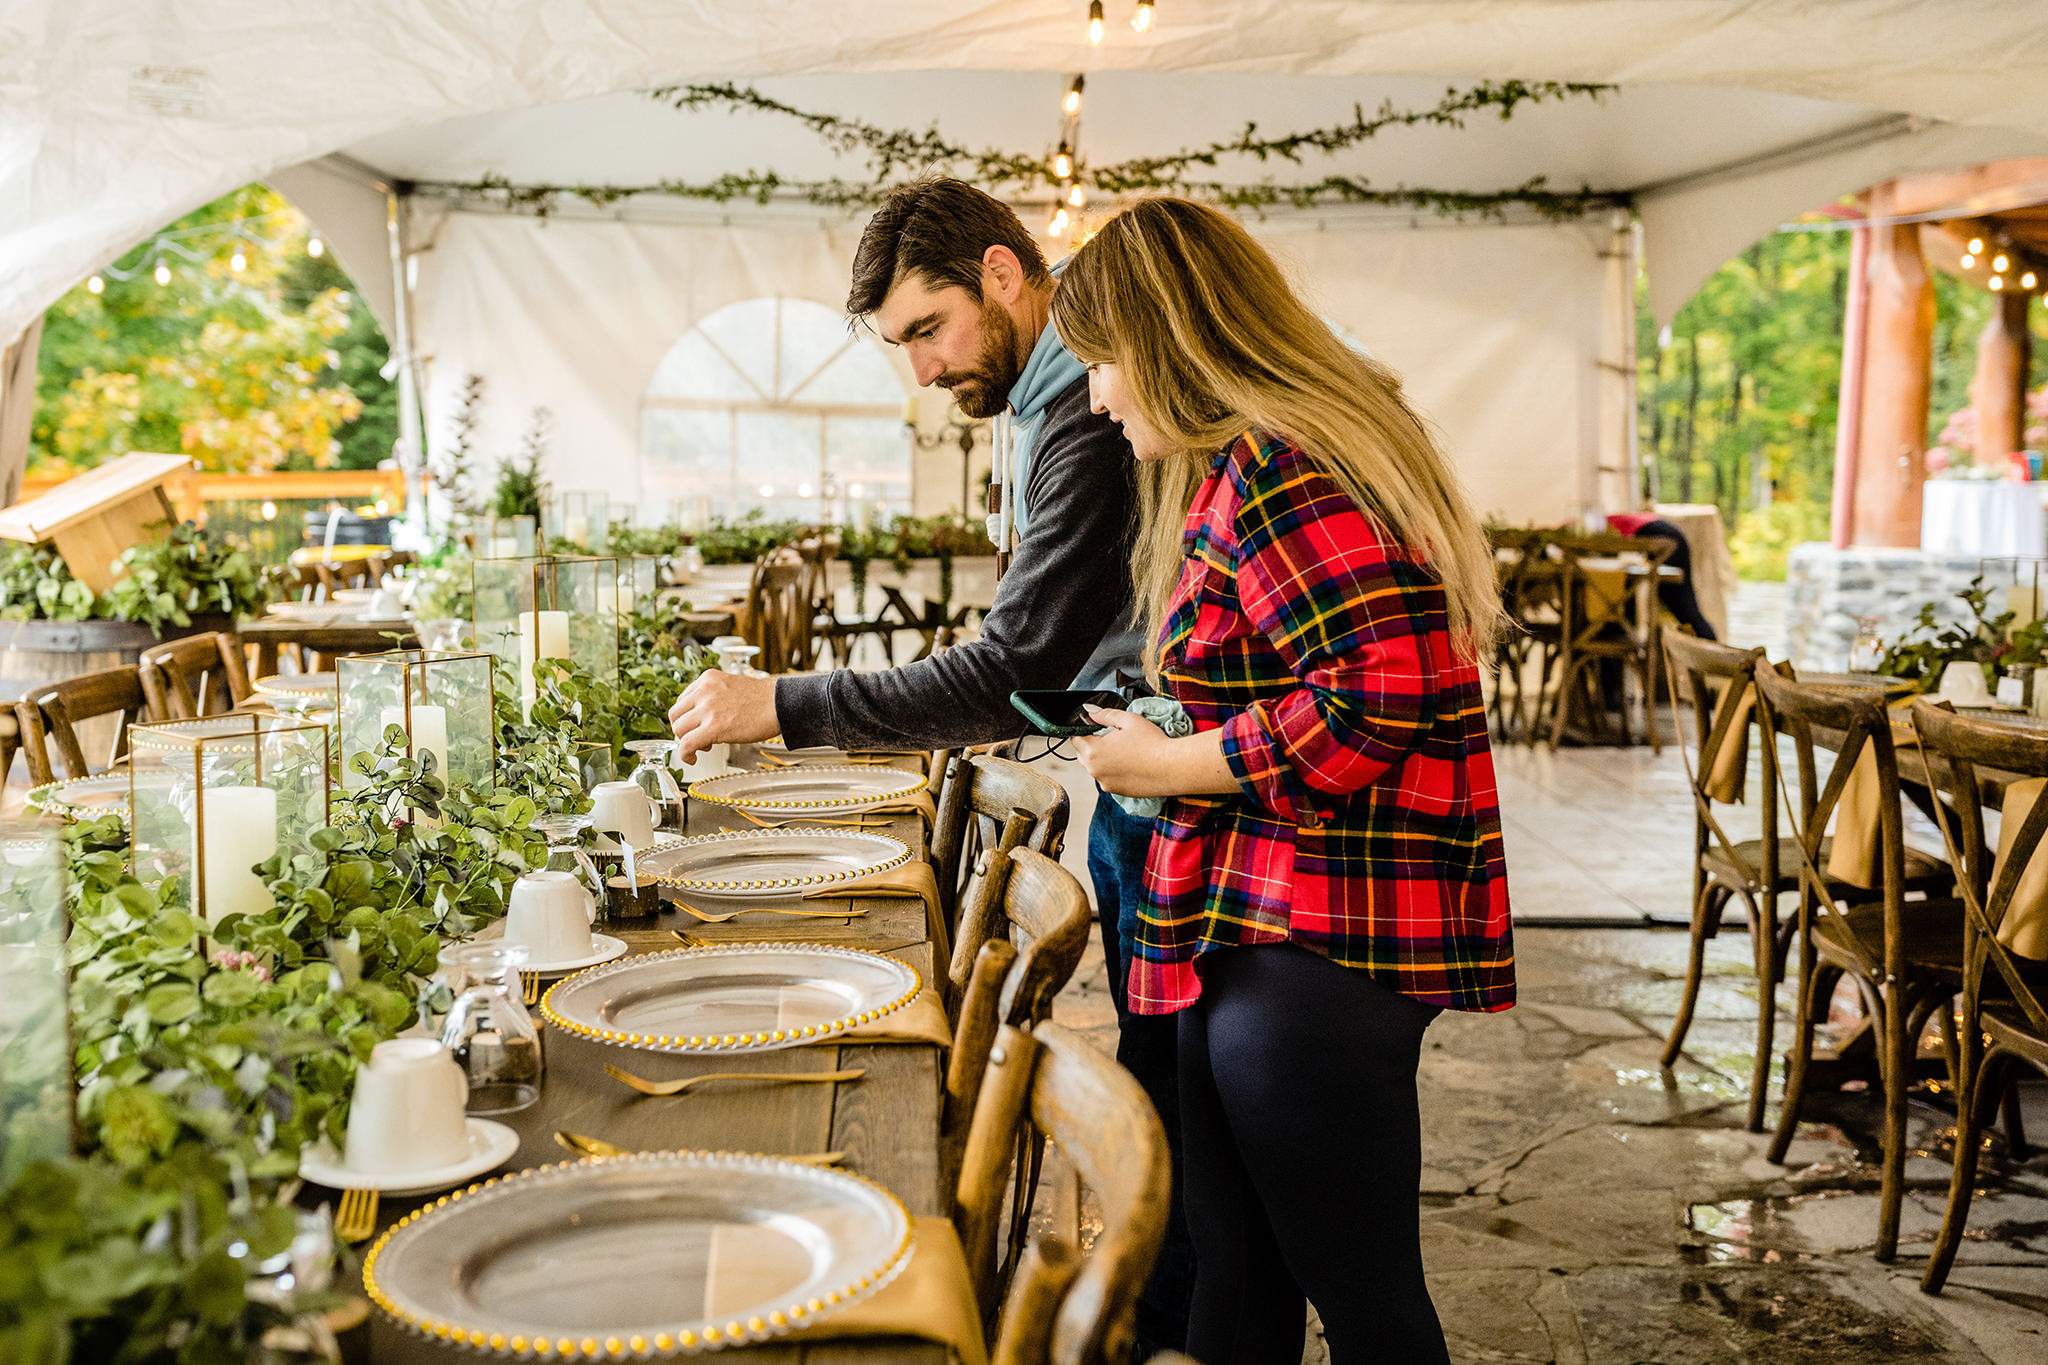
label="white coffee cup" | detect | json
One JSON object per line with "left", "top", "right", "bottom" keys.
{"left": 680, "top": 742, "right": 731, "bottom": 783}
{"left": 506, "top": 870, "right": 596, "bottom": 962}
{"left": 342, "top": 1038, "right": 471, "bottom": 1175}
{"left": 366, "top": 587, "right": 403, "bottom": 618}
{"left": 1935, "top": 661, "right": 1992, "bottom": 708}
{"left": 589, "top": 779, "right": 658, "bottom": 850}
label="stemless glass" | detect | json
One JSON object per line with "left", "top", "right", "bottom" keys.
{"left": 438, "top": 942, "right": 543, "bottom": 1114}
{"left": 532, "top": 813, "right": 603, "bottom": 912}
{"left": 1847, "top": 615, "right": 1887, "bottom": 674}
{"left": 625, "top": 739, "right": 686, "bottom": 833}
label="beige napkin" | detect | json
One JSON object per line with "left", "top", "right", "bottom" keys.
{"left": 781, "top": 1217, "right": 989, "bottom": 1365}
{"left": 1824, "top": 700, "right": 1918, "bottom": 890}
{"left": 816, "top": 987, "right": 953, "bottom": 1048}
{"left": 1704, "top": 678, "right": 1756, "bottom": 805}
{"left": 803, "top": 860, "right": 948, "bottom": 964}
{"left": 862, "top": 789, "right": 936, "bottom": 831}
{"left": 1990, "top": 777, "right": 2048, "bottom": 960}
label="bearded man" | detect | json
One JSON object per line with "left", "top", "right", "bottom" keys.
{"left": 667, "top": 176, "right": 1190, "bottom": 1354}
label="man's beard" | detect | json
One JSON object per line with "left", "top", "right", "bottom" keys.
{"left": 937, "top": 300, "right": 1023, "bottom": 419}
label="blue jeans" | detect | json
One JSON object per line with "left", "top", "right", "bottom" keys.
{"left": 1087, "top": 794, "right": 1193, "bottom": 1355}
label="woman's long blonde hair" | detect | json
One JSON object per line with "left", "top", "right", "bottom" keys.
{"left": 1050, "top": 198, "right": 1502, "bottom": 673}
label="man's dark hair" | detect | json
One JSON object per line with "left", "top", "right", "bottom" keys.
{"left": 846, "top": 178, "right": 1052, "bottom": 318}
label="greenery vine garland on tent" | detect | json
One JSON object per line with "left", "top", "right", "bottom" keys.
{"left": 418, "top": 78, "right": 1622, "bottom": 220}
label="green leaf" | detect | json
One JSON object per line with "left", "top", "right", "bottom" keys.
{"left": 200, "top": 971, "right": 261, "bottom": 1009}
{"left": 142, "top": 982, "right": 200, "bottom": 1025}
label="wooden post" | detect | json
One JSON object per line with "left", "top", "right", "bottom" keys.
{"left": 1850, "top": 185, "right": 1935, "bottom": 548}
{"left": 1973, "top": 290, "right": 2033, "bottom": 467}
{"left": 1829, "top": 222, "right": 1871, "bottom": 548}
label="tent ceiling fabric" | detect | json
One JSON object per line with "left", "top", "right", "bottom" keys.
{"left": 8, "top": 0, "right": 2048, "bottom": 343}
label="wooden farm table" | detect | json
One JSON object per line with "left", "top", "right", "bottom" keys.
{"left": 348, "top": 746, "right": 946, "bottom": 1363}
{"left": 240, "top": 618, "right": 418, "bottom": 676}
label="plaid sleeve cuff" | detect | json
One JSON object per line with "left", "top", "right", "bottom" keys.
{"left": 1220, "top": 699, "right": 1312, "bottom": 823}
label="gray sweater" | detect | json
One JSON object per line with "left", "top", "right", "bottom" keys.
{"left": 775, "top": 374, "right": 1141, "bottom": 750}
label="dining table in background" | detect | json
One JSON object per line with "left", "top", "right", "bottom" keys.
{"left": 241, "top": 617, "right": 418, "bottom": 676}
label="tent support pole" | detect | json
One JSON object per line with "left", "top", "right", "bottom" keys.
{"left": 1622, "top": 214, "right": 1643, "bottom": 509}
{"left": 387, "top": 190, "right": 426, "bottom": 523}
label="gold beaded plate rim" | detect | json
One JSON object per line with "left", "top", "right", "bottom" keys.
{"left": 362, "top": 1148, "right": 915, "bottom": 1359}
{"left": 23, "top": 774, "right": 132, "bottom": 819}
{"left": 632, "top": 829, "right": 911, "bottom": 895}
{"left": 540, "top": 943, "right": 922, "bottom": 1056}
{"left": 686, "top": 764, "right": 927, "bottom": 813}
{"left": 251, "top": 671, "right": 339, "bottom": 698}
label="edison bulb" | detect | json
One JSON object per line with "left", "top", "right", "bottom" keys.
{"left": 1962, "top": 253, "right": 1977, "bottom": 268}
{"left": 1991, "top": 275, "right": 2005, "bottom": 291}
{"left": 86, "top": 274, "right": 104, "bottom": 294}
{"left": 1994, "top": 254, "right": 2010, "bottom": 273}
{"left": 2024, "top": 272, "right": 2039, "bottom": 290}
{"left": 1053, "top": 148, "right": 1073, "bottom": 179}
{"left": 153, "top": 262, "right": 170, "bottom": 286}
{"left": 307, "top": 235, "right": 325, "bottom": 258}
{"left": 1088, "top": 1, "right": 1104, "bottom": 43}
{"left": 1969, "top": 237, "right": 1984, "bottom": 254}
{"left": 1133, "top": 0, "right": 1154, "bottom": 31}
{"left": 1048, "top": 207, "right": 1071, "bottom": 238}
{"left": 1068, "top": 183, "right": 1086, "bottom": 208}
{"left": 230, "top": 249, "right": 247, "bottom": 273}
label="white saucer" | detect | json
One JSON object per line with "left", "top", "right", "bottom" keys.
{"left": 300, "top": 1117, "right": 519, "bottom": 1196}
{"left": 517, "top": 933, "right": 629, "bottom": 976}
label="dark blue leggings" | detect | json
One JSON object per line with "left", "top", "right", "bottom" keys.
{"left": 1178, "top": 945, "right": 1447, "bottom": 1365}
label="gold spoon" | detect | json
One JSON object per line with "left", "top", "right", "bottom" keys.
{"left": 602, "top": 1065, "right": 866, "bottom": 1097}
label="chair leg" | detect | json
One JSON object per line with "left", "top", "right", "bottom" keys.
{"left": 1548, "top": 655, "right": 1583, "bottom": 751}
{"left": 1875, "top": 980, "right": 1908, "bottom": 1262}
{"left": 1999, "top": 1069, "right": 2029, "bottom": 1161}
{"left": 1661, "top": 881, "right": 1724, "bottom": 1068}
{"left": 1746, "top": 889, "right": 1779, "bottom": 1134}
{"left": 1635, "top": 653, "right": 1662, "bottom": 754}
{"left": 1768, "top": 931, "right": 1821, "bottom": 1164}
{"left": 1923, "top": 1046, "right": 2003, "bottom": 1294}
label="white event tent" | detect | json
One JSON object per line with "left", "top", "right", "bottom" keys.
{"left": 5, "top": 1, "right": 2048, "bottom": 523}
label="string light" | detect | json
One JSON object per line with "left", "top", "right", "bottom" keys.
{"left": 1068, "top": 183, "right": 1087, "bottom": 209}
{"left": 1088, "top": 1, "right": 1104, "bottom": 43}
{"left": 1064, "top": 75, "right": 1085, "bottom": 116}
{"left": 1133, "top": 0, "right": 1154, "bottom": 32}
{"left": 307, "top": 233, "right": 324, "bottom": 258}
{"left": 86, "top": 274, "right": 104, "bottom": 295}
{"left": 758, "top": 483, "right": 775, "bottom": 498}
{"left": 260, "top": 500, "right": 278, "bottom": 521}
{"left": 1048, "top": 206, "right": 1071, "bottom": 237}
{"left": 230, "top": 248, "right": 247, "bottom": 273}
{"left": 1968, "top": 237, "right": 1984, "bottom": 254}
{"left": 1053, "top": 143, "right": 1073, "bottom": 179}
{"left": 2025, "top": 271, "right": 2039, "bottom": 290}
{"left": 1961, "top": 253, "right": 1976, "bottom": 268}
{"left": 153, "top": 262, "right": 171, "bottom": 286}
{"left": 1993, "top": 253, "right": 2010, "bottom": 273}
{"left": 1991, "top": 275, "right": 2004, "bottom": 291}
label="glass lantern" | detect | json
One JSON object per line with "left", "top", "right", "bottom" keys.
{"left": 618, "top": 554, "right": 666, "bottom": 622}
{"left": 479, "top": 514, "right": 537, "bottom": 560}
{"left": 337, "top": 650, "right": 496, "bottom": 796}
{"left": 472, "top": 555, "right": 620, "bottom": 719}
{"left": 127, "top": 716, "right": 330, "bottom": 927}
{"left": 1981, "top": 556, "right": 2048, "bottom": 632}
{"left": 0, "top": 818, "right": 72, "bottom": 1182}
{"left": 556, "top": 491, "right": 611, "bottom": 551}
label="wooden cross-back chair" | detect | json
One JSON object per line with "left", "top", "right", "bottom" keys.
{"left": 138, "top": 630, "right": 252, "bottom": 720}
{"left": 949, "top": 847, "right": 1093, "bottom": 1029}
{"left": 1546, "top": 532, "right": 1675, "bottom": 751}
{"left": 16, "top": 666, "right": 155, "bottom": 785}
{"left": 959, "top": 1021, "right": 1170, "bottom": 1365}
{"left": 1750, "top": 666, "right": 1960, "bottom": 1262}
{"left": 1903, "top": 701, "right": 2048, "bottom": 1293}
{"left": 931, "top": 752, "right": 1071, "bottom": 939}
{"left": 743, "top": 547, "right": 816, "bottom": 674}
{"left": 1486, "top": 527, "right": 1562, "bottom": 744}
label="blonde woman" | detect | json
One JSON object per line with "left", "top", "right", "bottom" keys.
{"left": 1054, "top": 198, "right": 1514, "bottom": 1365}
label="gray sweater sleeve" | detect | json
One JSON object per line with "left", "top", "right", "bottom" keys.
{"left": 774, "top": 375, "right": 1134, "bottom": 750}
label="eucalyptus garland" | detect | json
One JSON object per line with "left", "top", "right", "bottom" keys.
{"left": 420, "top": 78, "right": 1621, "bottom": 221}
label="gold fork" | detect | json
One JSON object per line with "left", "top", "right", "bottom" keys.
{"left": 603, "top": 1064, "right": 866, "bottom": 1097}
{"left": 334, "top": 1186, "right": 379, "bottom": 1243}
{"left": 520, "top": 970, "right": 541, "bottom": 1005}
{"left": 676, "top": 900, "right": 866, "bottom": 924}
{"left": 736, "top": 808, "right": 889, "bottom": 830}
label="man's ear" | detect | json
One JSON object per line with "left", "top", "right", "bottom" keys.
{"left": 983, "top": 245, "right": 1025, "bottom": 305}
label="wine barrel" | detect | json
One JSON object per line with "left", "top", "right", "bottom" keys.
{"left": 0, "top": 614, "right": 234, "bottom": 779}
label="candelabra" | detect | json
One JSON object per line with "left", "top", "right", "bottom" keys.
{"left": 905, "top": 406, "right": 993, "bottom": 517}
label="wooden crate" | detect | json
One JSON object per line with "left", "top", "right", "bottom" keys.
{"left": 0, "top": 452, "right": 193, "bottom": 592}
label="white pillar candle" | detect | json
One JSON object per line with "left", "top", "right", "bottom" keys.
{"left": 2007, "top": 584, "right": 2040, "bottom": 630}
{"left": 382, "top": 703, "right": 448, "bottom": 777}
{"left": 489, "top": 537, "right": 516, "bottom": 558}
{"left": 620, "top": 573, "right": 638, "bottom": 617}
{"left": 199, "top": 786, "right": 277, "bottom": 925}
{"left": 565, "top": 513, "right": 588, "bottom": 545}
{"left": 518, "top": 610, "right": 572, "bottom": 717}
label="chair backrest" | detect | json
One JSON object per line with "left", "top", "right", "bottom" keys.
{"left": 138, "top": 630, "right": 251, "bottom": 720}
{"left": 959, "top": 1021, "right": 1170, "bottom": 1365}
{"left": 948, "top": 847, "right": 1093, "bottom": 1030}
{"left": 1751, "top": 666, "right": 1912, "bottom": 965}
{"left": 1661, "top": 627, "right": 1773, "bottom": 862}
{"left": 1555, "top": 533, "right": 1673, "bottom": 647}
{"left": 16, "top": 665, "right": 153, "bottom": 784}
{"left": 1905, "top": 701, "right": 2048, "bottom": 1035}
{"left": 932, "top": 753, "right": 1071, "bottom": 932}
{"left": 744, "top": 548, "right": 814, "bottom": 673}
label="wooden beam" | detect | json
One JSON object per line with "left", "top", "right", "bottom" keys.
{"left": 1973, "top": 291, "right": 2033, "bottom": 466}
{"left": 1851, "top": 184, "right": 1935, "bottom": 549}
{"left": 1889, "top": 157, "right": 2048, "bottom": 219}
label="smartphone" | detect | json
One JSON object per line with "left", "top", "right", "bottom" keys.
{"left": 1010, "top": 689, "right": 1124, "bottom": 737}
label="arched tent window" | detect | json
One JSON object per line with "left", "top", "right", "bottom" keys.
{"left": 640, "top": 296, "right": 911, "bottom": 523}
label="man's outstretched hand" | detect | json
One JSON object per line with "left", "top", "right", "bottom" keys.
{"left": 669, "top": 670, "right": 779, "bottom": 759}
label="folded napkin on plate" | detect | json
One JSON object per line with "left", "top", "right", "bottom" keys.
{"left": 803, "top": 860, "right": 948, "bottom": 964}
{"left": 781, "top": 1217, "right": 989, "bottom": 1365}
{"left": 862, "top": 789, "right": 936, "bottom": 831}
{"left": 819, "top": 987, "right": 953, "bottom": 1048}
{"left": 1990, "top": 776, "right": 2048, "bottom": 961}
{"left": 1824, "top": 698, "right": 1920, "bottom": 891}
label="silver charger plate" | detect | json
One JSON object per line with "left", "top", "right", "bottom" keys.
{"left": 540, "top": 944, "right": 920, "bottom": 1054}
{"left": 634, "top": 829, "right": 910, "bottom": 897}
{"left": 23, "top": 773, "right": 134, "bottom": 820}
{"left": 364, "top": 1150, "right": 914, "bottom": 1358}
{"left": 1959, "top": 705, "right": 2048, "bottom": 732}
{"left": 689, "top": 765, "right": 926, "bottom": 815}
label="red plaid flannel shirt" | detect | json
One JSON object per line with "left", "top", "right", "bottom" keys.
{"left": 1129, "top": 432, "right": 1515, "bottom": 1015}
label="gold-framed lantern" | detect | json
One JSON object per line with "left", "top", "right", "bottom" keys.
{"left": 1982, "top": 556, "right": 2048, "bottom": 631}
{"left": 472, "top": 555, "right": 620, "bottom": 718}
{"left": 556, "top": 491, "right": 611, "bottom": 550}
{"left": 127, "top": 715, "right": 330, "bottom": 927}
{"left": 480, "top": 514, "right": 538, "bottom": 559}
{"left": 337, "top": 650, "right": 496, "bottom": 796}
{"left": 618, "top": 554, "right": 666, "bottom": 621}
{"left": 0, "top": 817, "right": 73, "bottom": 1179}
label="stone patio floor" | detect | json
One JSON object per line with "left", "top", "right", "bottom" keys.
{"left": 1039, "top": 739, "right": 2048, "bottom": 1365}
